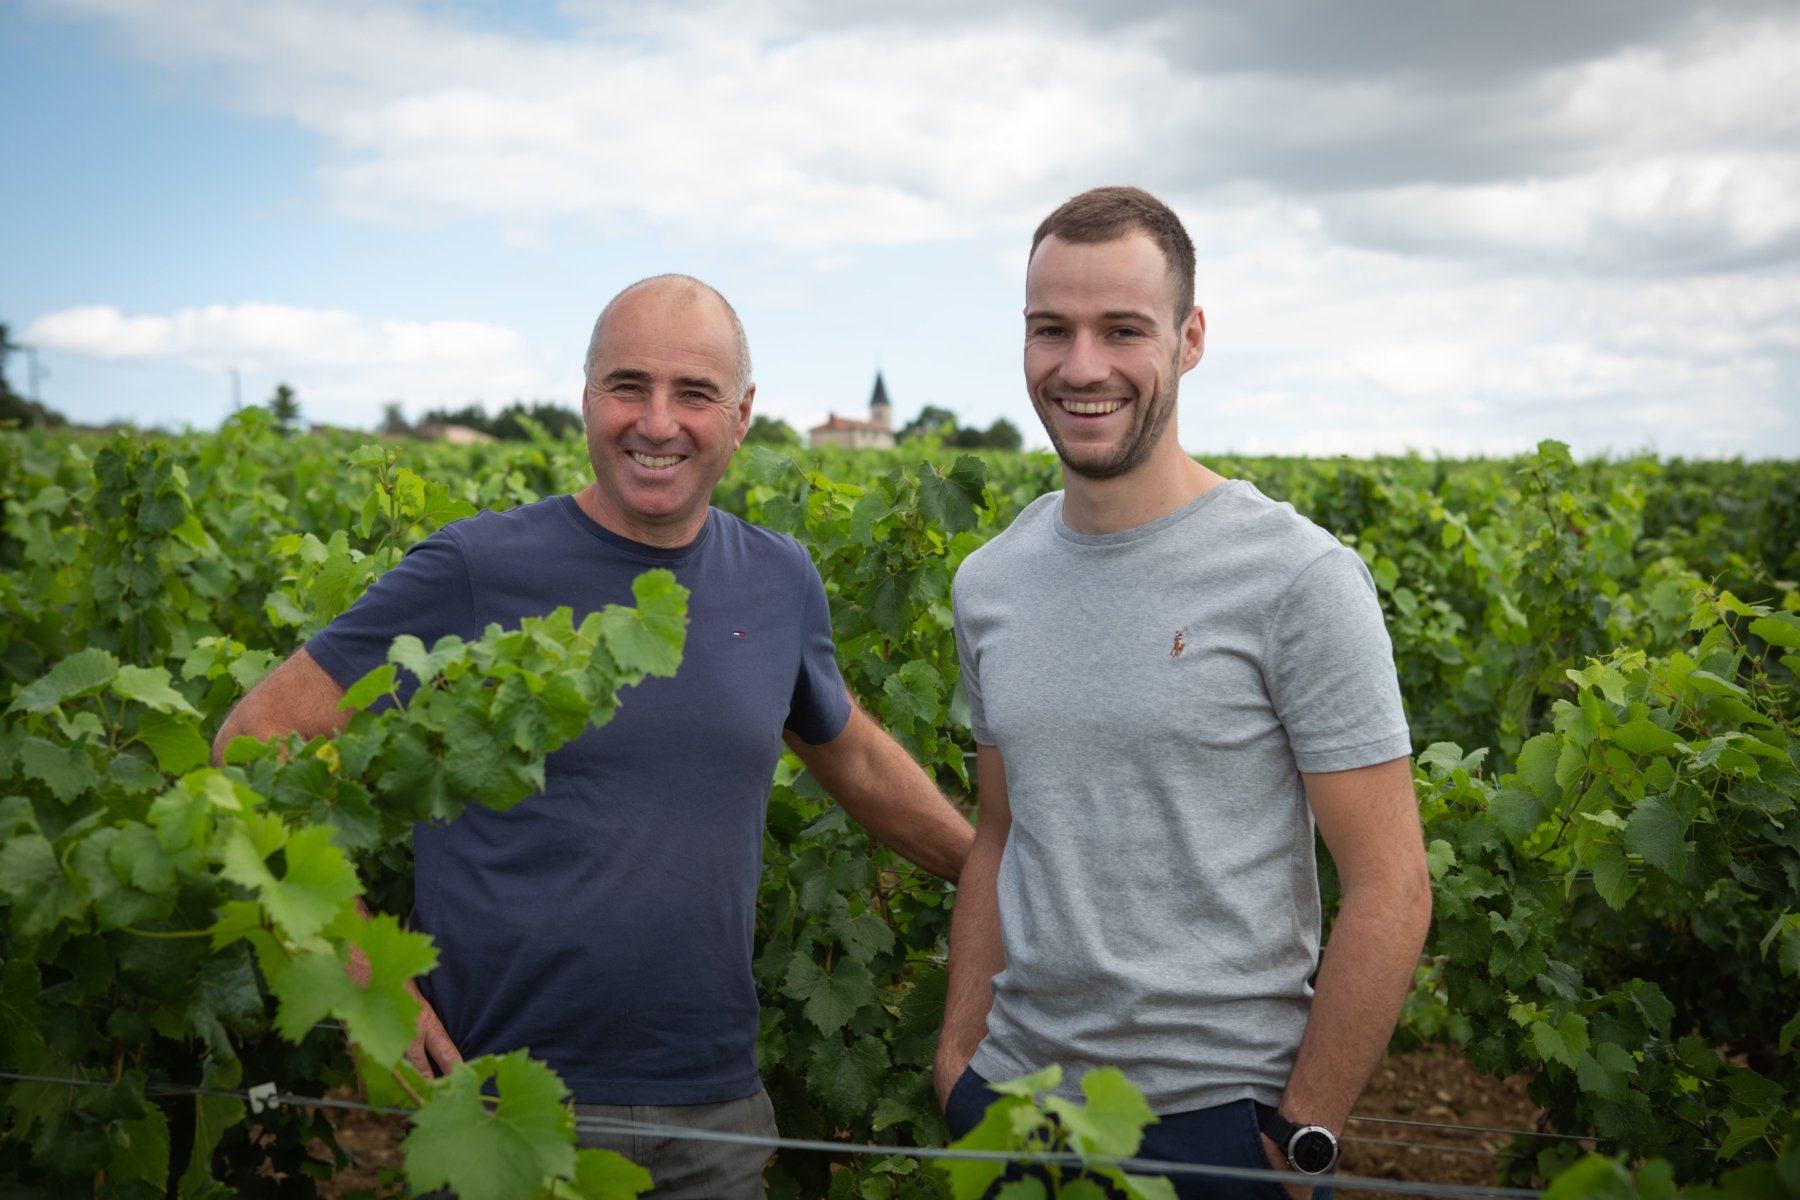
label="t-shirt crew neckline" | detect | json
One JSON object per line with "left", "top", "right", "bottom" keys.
{"left": 1050, "top": 478, "right": 1245, "bottom": 548}
{"left": 554, "top": 494, "right": 716, "bottom": 564}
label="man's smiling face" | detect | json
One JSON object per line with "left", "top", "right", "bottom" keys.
{"left": 1023, "top": 231, "right": 1203, "bottom": 481}
{"left": 581, "top": 279, "right": 753, "bottom": 546}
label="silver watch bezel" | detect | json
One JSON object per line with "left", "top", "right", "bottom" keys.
{"left": 1282, "top": 1124, "right": 1340, "bottom": 1175}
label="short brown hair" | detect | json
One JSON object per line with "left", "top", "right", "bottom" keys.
{"left": 1030, "top": 187, "right": 1196, "bottom": 323}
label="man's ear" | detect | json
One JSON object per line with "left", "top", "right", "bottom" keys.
{"left": 735, "top": 384, "right": 756, "bottom": 445}
{"left": 1180, "top": 306, "right": 1206, "bottom": 373}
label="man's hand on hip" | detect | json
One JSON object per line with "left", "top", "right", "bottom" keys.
{"left": 407, "top": 981, "right": 463, "bottom": 1078}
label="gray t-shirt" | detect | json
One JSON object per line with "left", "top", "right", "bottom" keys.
{"left": 952, "top": 480, "right": 1411, "bottom": 1113}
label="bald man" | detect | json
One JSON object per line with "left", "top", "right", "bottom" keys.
{"left": 217, "top": 276, "right": 973, "bottom": 1199}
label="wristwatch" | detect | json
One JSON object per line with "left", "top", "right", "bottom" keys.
{"left": 1255, "top": 1103, "right": 1340, "bottom": 1175}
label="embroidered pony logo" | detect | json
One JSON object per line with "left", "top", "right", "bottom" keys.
{"left": 1169, "top": 629, "right": 1187, "bottom": 659}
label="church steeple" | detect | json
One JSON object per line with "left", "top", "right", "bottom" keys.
{"left": 868, "top": 372, "right": 892, "bottom": 430}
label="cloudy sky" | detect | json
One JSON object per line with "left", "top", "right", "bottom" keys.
{"left": 4, "top": 0, "right": 1798, "bottom": 457}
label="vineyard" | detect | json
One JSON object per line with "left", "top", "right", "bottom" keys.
{"left": 1, "top": 412, "right": 1798, "bottom": 1199}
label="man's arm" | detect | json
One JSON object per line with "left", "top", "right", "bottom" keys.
{"left": 210, "top": 647, "right": 354, "bottom": 759}
{"left": 211, "top": 647, "right": 462, "bottom": 1078}
{"left": 932, "top": 743, "right": 1010, "bottom": 1109}
{"left": 783, "top": 700, "right": 974, "bottom": 883}
{"left": 1262, "top": 755, "right": 1433, "bottom": 1181}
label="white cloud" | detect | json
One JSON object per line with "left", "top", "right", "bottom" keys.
{"left": 24, "top": 303, "right": 561, "bottom": 426}
{"left": 18, "top": 0, "right": 1800, "bottom": 453}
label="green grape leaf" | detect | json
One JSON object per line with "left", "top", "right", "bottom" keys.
{"left": 111, "top": 1103, "right": 173, "bottom": 1191}
{"left": 421, "top": 480, "right": 479, "bottom": 528}
{"left": 179, "top": 1091, "right": 247, "bottom": 1200}
{"left": 785, "top": 952, "right": 878, "bottom": 1033}
{"left": 1415, "top": 742, "right": 1467, "bottom": 777}
{"left": 113, "top": 665, "right": 202, "bottom": 715}
{"left": 881, "top": 659, "right": 941, "bottom": 734}
{"left": 917, "top": 459, "right": 984, "bottom": 535}
{"left": 1588, "top": 845, "right": 1634, "bottom": 910}
{"left": 19, "top": 736, "right": 99, "bottom": 803}
{"left": 269, "top": 949, "right": 356, "bottom": 1046}
{"left": 1553, "top": 739, "right": 1586, "bottom": 792}
{"left": 1488, "top": 788, "right": 1544, "bottom": 846}
{"left": 390, "top": 634, "right": 464, "bottom": 687}
{"left": 940, "top": 1093, "right": 1033, "bottom": 1200}
{"left": 1543, "top": 1155, "right": 1634, "bottom": 1200}
{"left": 393, "top": 467, "right": 428, "bottom": 520}
{"left": 1425, "top": 839, "right": 1455, "bottom": 880}
{"left": 403, "top": 1052, "right": 577, "bottom": 1200}
{"left": 1613, "top": 720, "right": 1681, "bottom": 756}
{"left": 1513, "top": 733, "right": 1560, "bottom": 802}
{"left": 1748, "top": 614, "right": 1800, "bottom": 649}
{"left": 219, "top": 818, "right": 361, "bottom": 942}
{"left": 1624, "top": 795, "right": 1689, "bottom": 880}
{"left": 1044, "top": 1067, "right": 1157, "bottom": 1157}
{"left": 1118, "top": 1168, "right": 1178, "bottom": 1200}
{"left": 1719, "top": 1115, "right": 1771, "bottom": 1159}
{"left": 336, "top": 913, "right": 439, "bottom": 1065}
{"left": 7, "top": 647, "right": 120, "bottom": 714}
{"left": 1531, "top": 1014, "right": 1587, "bottom": 1069}
{"left": 0, "top": 833, "right": 88, "bottom": 937}
{"left": 827, "top": 906, "right": 896, "bottom": 965}
{"left": 987, "top": 1065, "right": 1064, "bottom": 1098}
{"left": 601, "top": 573, "right": 690, "bottom": 680}
{"left": 861, "top": 568, "right": 918, "bottom": 640}
{"left": 562, "top": 1147, "right": 655, "bottom": 1200}
{"left": 805, "top": 1033, "right": 889, "bottom": 1122}
{"left": 341, "top": 664, "right": 399, "bottom": 712}
{"left": 0, "top": 958, "right": 49, "bottom": 1068}
{"left": 1575, "top": 1044, "right": 1637, "bottom": 1104}
{"left": 32, "top": 1112, "right": 113, "bottom": 1178}
{"left": 137, "top": 710, "right": 213, "bottom": 774}
{"left": 74, "top": 829, "right": 167, "bottom": 930}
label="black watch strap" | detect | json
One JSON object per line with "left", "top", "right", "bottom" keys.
{"left": 1254, "top": 1102, "right": 1340, "bottom": 1175}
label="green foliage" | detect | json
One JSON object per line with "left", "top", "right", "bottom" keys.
{"left": 933, "top": 1065, "right": 1174, "bottom": 1200}
{"left": 3, "top": 420, "right": 1797, "bottom": 1196}
{"left": 747, "top": 413, "right": 804, "bottom": 446}
{"left": 0, "top": 429, "right": 675, "bottom": 1197}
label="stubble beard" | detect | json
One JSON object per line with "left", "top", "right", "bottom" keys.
{"left": 1039, "top": 353, "right": 1181, "bottom": 482}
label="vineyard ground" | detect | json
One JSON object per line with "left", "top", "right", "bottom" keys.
{"left": 304, "top": 1044, "right": 1538, "bottom": 1198}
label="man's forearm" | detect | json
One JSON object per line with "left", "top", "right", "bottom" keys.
{"left": 848, "top": 759, "right": 973, "bottom": 883}
{"left": 1277, "top": 875, "right": 1433, "bottom": 1131}
{"left": 935, "top": 830, "right": 1005, "bottom": 1087}
{"left": 792, "top": 706, "right": 974, "bottom": 882}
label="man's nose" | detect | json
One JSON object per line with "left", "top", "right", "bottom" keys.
{"left": 1058, "top": 330, "right": 1109, "bottom": 388}
{"left": 638, "top": 391, "right": 681, "bottom": 441}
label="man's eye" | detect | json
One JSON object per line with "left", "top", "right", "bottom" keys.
{"left": 1031, "top": 326, "right": 1065, "bottom": 338}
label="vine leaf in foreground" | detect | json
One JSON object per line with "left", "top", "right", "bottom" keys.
{"left": 403, "top": 1050, "right": 584, "bottom": 1200}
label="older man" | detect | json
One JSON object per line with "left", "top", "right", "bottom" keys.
{"left": 217, "top": 275, "right": 973, "bottom": 1199}
{"left": 935, "top": 189, "right": 1432, "bottom": 1199}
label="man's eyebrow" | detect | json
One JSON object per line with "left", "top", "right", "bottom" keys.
{"left": 1024, "top": 308, "right": 1161, "bottom": 325}
{"left": 596, "top": 368, "right": 724, "bottom": 393}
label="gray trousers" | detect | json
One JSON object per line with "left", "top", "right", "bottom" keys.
{"left": 574, "top": 1088, "right": 778, "bottom": 1200}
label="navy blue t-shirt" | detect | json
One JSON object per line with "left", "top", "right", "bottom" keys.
{"left": 306, "top": 496, "right": 851, "bottom": 1104}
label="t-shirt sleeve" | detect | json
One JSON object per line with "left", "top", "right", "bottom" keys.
{"left": 782, "top": 547, "right": 852, "bottom": 745}
{"left": 305, "top": 530, "right": 477, "bottom": 700}
{"left": 1264, "top": 545, "right": 1411, "bottom": 773}
{"left": 952, "top": 573, "right": 993, "bottom": 747}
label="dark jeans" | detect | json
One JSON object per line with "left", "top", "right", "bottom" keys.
{"left": 946, "top": 1067, "right": 1331, "bottom": 1200}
